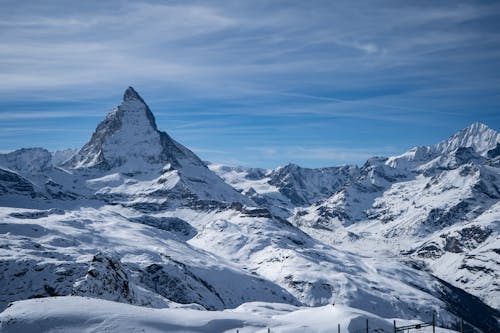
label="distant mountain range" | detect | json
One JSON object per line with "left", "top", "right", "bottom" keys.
{"left": 1, "top": 87, "right": 498, "bottom": 333}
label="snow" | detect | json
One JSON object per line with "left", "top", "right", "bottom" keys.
{"left": 0, "top": 205, "right": 298, "bottom": 311}
{"left": 208, "top": 164, "right": 277, "bottom": 196}
{"left": 209, "top": 163, "right": 359, "bottom": 219}
{"left": 0, "top": 148, "right": 52, "bottom": 174}
{"left": 51, "top": 149, "right": 78, "bottom": 166}
{"left": 99, "top": 101, "right": 163, "bottom": 172}
{"left": 0, "top": 296, "right": 459, "bottom": 333}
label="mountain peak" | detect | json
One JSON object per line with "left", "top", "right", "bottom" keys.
{"left": 63, "top": 87, "right": 206, "bottom": 172}
{"left": 434, "top": 121, "right": 499, "bottom": 156}
{"left": 123, "top": 86, "right": 145, "bottom": 103}
{"left": 63, "top": 87, "right": 249, "bottom": 203}
{"left": 66, "top": 86, "right": 164, "bottom": 170}
{"left": 118, "top": 87, "right": 158, "bottom": 131}
{"left": 463, "top": 121, "right": 491, "bottom": 135}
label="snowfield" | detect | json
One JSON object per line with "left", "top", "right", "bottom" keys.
{"left": 0, "top": 296, "right": 459, "bottom": 333}
{"left": 1, "top": 88, "right": 499, "bottom": 333}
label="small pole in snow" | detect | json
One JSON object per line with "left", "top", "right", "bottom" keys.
{"left": 366, "top": 318, "right": 369, "bottom": 333}
{"left": 432, "top": 313, "right": 435, "bottom": 333}
{"left": 393, "top": 320, "right": 396, "bottom": 333}
{"left": 338, "top": 323, "right": 340, "bottom": 333}
{"left": 268, "top": 328, "right": 270, "bottom": 333}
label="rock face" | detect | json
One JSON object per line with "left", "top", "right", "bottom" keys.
{"left": 208, "top": 163, "right": 360, "bottom": 219}
{"left": 1, "top": 87, "right": 499, "bottom": 333}
{"left": 72, "top": 253, "right": 136, "bottom": 304}
{"left": 268, "top": 164, "right": 359, "bottom": 206}
{"left": 299, "top": 122, "right": 499, "bottom": 228}
{"left": 0, "top": 168, "right": 37, "bottom": 197}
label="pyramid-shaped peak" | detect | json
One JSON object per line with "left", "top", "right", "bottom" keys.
{"left": 123, "top": 86, "right": 146, "bottom": 103}
{"left": 119, "top": 86, "right": 157, "bottom": 129}
{"left": 66, "top": 86, "right": 164, "bottom": 170}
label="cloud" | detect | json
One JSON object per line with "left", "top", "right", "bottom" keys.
{"left": 1, "top": 0, "right": 498, "bottom": 99}
{"left": 0, "top": 111, "right": 104, "bottom": 120}
{"left": 0, "top": 1, "right": 499, "bottom": 167}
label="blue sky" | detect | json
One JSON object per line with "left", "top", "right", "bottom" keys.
{"left": 0, "top": 0, "right": 499, "bottom": 168}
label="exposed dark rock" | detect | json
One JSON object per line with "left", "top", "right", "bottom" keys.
{"left": 140, "top": 261, "right": 225, "bottom": 310}
{"left": 268, "top": 163, "right": 358, "bottom": 206}
{"left": 0, "top": 168, "right": 36, "bottom": 195}
{"left": 435, "top": 276, "right": 500, "bottom": 333}
{"left": 129, "top": 216, "right": 196, "bottom": 239}
{"left": 72, "top": 253, "right": 135, "bottom": 304}
{"left": 487, "top": 143, "right": 500, "bottom": 159}
{"left": 416, "top": 243, "right": 445, "bottom": 259}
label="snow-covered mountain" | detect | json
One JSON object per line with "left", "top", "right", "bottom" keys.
{"left": 1, "top": 88, "right": 499, "bottom": 333}
{"left": 64, "top": 87, "right": 249, "bottom": 208}
{"left": 208, "top": 163, "right": 359, "bottom": 218}
{"left": 434, "top": 122, "right": 499, "bottom": 156}
{"left": 287, "top": 122, "right": 500, "bottom": 311}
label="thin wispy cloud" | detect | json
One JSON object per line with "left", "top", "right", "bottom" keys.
{"left": 0, "top": 0, "right": 499, "bottom": 167}
{"left": 0, "top": 111, "right": 104, "bottom": 120}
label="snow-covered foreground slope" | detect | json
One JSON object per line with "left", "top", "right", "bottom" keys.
{"left": 1, "top": 87, "right": 499, "bottom": 333}
{"left": 0, "top": 296, "right": 459, "bottom": 333}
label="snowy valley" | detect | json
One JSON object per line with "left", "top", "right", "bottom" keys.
{"left": 0, "top": 87, "right": 498, "bottom": 333}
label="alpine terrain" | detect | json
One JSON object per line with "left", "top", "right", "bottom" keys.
{"left": 0, "top": 87, "right": 498, "bottom": 333}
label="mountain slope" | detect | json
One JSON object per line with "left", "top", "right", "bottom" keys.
{"left": 291, "top": 122, "right": 500, "bottom": 309}
{"left": 209, "top": 163, "right": 359, "bottom": 219}
{"left": 0, "top": 297, "right": 421, "bottom": 333}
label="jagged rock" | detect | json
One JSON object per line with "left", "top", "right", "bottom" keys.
{"left": 72, "top": 253, "right": 136, "bottom": 304}
{"left": 129, "top": 216, "right": 196, "bottom": 239}
{"left": 0, "top": 168, "right": 37, "bottom": 196}
{"left": 268, "top": 163, "right": 359, "bottom": 206}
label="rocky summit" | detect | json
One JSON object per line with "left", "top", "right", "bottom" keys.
{"left": 1, "top": 87, "right": 499, "bottom": 333}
